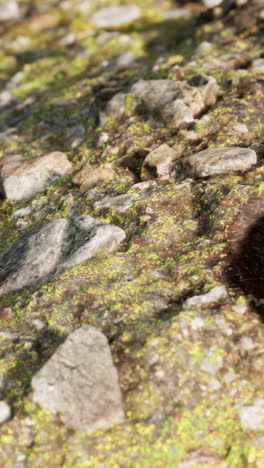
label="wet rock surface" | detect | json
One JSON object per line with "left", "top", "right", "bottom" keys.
{"left": 0, "top": 0, "right": 264, "bottom": 466}
{"left": 31, "top": 325, "right": 124, "bottom": 432}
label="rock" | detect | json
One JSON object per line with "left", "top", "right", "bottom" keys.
{"left": 163, "top": 8, "right": 193, "bottom": 20}
{"left": 31, "top": 325, "right": 124, "bottom": 432}
{"left": 94, "top": 193, "right": 139, "bottom": 213}
{"left": 66, "top": 124, "right": 85, "bottom": 149}
{"left": 73, "top": 164, "right": 116, "bottom": 190}
{"left": 0, "top": 91, "right": 13, "bottom": 106}
{"left": 12, "top": 207, "right": 32, "bottom": 218}
{"left": 0, "top": 152, "right": 73, "bottom": 201}
{"left": 0, "top": 0, "right": 19, "bottom": 22}
{"left": 92, "top": 5, "right": 141, "bottom": 28}
{"left": 104, "top": 75, "right": 218, "bottom": 129}
{"left": 250, "top": 59, "right": 264, "bottom": 73}
{"left": 232, "top": 123, "right": 248, "bottom": 134}
{"left": 183, "top": 147, "right": 257, "bottom": 178}
{"left": 0, "top": 401, "right": 11, "bottom": 425}
{"left": 202, "top": 0, "right": 223, "bottom": 7}
{"left": 184, "top": 286, "right": 228, "bottom": 308}
{"left": 239, "top": 398, "right": 264, "bottom": 431}
{"left": 0, "top": 215, "right": 126, "bottom": 296}
{"left": 179, "top": 449, "right": 227, "bottom": 467}
{"left": 141, "top": 144, "right": 182, "bottom": 180}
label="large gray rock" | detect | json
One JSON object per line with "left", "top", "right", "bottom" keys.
{"left": 92, "top": 5, "right": 141, "bottom": 28}
{"left": 0, "top": 152, "right": 73, "bottom": 201}
{"left": 182, "top": 147, "right": 257, "bottom": 178}
{"left": 104, "top": 75, "right": 218, "bottom": 129}
{"left": 31, "top": 325, "right": 124, "bottom": 432}
{"left": 0, "top": 215, "right": 126, "bottom": 296}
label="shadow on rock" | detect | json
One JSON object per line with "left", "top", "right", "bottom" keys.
{"left": 225, "top": 196, "right": 264, "bottom": 318}
{"left": 1, "top": 327, "right": 67, "bottom": 403}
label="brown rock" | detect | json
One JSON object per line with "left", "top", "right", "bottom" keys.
{"left": 72, "top": 164, "right": 115, "bottom": 191}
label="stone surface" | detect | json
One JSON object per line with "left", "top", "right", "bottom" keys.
{"left": 104, "top": 75, "right": 218, "bottom": 129}
{"left": 183, "top": 147, "right": 257, "bottom": 178}
{"left": 31, "top": 325, "right": 124, "bottom": 432}
{"left": 0, "top": 0, "right": 19, "bottom": 21}
{"left": 0, "top": 215, "right": 125, "bottom": 295}
{"left": 250, "top": 59, "right": 264, "bottom": 73}
{"left": 203, "top": 0, "right": 223, "bottom": 7}
{"left": 94, "top": 193, "right": 139, "bottom": 213}
{"left": 239, "top": 398, "right": 264, "bottom": 431}
{"left": 92, "top": 5, "right": 141, "bottom": 28}
{"left": 0, "top": 152, "right": 73, "bottom": 201}
{"left": 1, "top": 0, "right": 264, "bottom": 465}
{"left": 141, "top": 144, "right": 182, "bottom": 180}
{"left": 184, "top": 286, "right": 228, "bottom": 308}
{"left": 73, "top": 164, "right": 116, "bottom": 190}
{"left": 0, "top": 401, "right": 11, "bottom": 425}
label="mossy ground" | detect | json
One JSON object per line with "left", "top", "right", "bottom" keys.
{"left": 1, "top": 0, "right": 264, "bottom": 466}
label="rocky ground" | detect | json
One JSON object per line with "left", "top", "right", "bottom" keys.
{"left": 0, "top": 0, "right": 264, "bottom": 466}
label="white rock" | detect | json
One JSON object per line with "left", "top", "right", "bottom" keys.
{"left": 0, "top": 401, "right": 11, "bottom": 424}
{"left": 92, "top": 5, "right": 141, "bottom": 28}
{"left": 240, "top": 398, "right": 264, "bottom": 431}
{"left": 184, "top": 286, "right": 228, "bottom": 308}
{"left": 0, "top": 0, "right": 19, "bottom": 21}
{"left": 203, "top": 0, "right": 223, "bottom": 7}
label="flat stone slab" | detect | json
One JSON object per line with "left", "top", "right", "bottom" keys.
{"left": 182, "top": 147, "right": 257, "bottom": 178}
{"left": 0, "top": 151, "right": 73, "bottom": 201}
{"left": 0, "top": 215, "right": 126, "bottom": 296}
{"left": 31, "top": 325, "right": 124, "bottom": 432}
{"left": 141, "top": 144, "right": 181, "bottom": 180}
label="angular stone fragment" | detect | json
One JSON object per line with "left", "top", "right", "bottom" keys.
{"left": 104, "top": 75, "right": 218, "bottom": 129}
{"left": 0, "top": 151, "right": 73, "bottom": 201}
{"left": 31, "top": 325, "right": 124, "bottom": 432}
{"left": 183, "top": 147, "right": 257, "bottom": 178}
{"left": 73, "top": 164, "right": 116, "bottom": 190}
{"left": 92, "top": 5, "right": 141, "bottom": 28}
{"left": 141, "top": 144, "right": 182, "bottom": 180}
{"left": 0, "top": 215, "right": 126, "bottom": 296}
